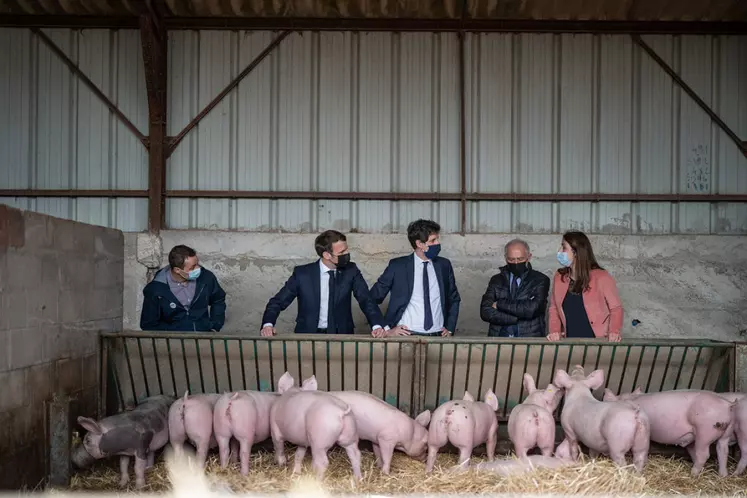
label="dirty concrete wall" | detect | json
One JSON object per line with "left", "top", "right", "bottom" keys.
{"left": 0, "top": 204, "right": 123, "bottom": 490}
{"left": 123, "top": 231, "right": 747, "bottom": 341}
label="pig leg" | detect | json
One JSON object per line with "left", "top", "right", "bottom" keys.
{"left": 195, "top": 439, "right": 211, "bottom": 469}
{"left": 271, "top": 423, "right": 287, "bottom": 466}
{"left": 371, "top": 443, "right": 383, "bottom": 468}
{"left": 238, "top": 437, "right": 254, "bottom": 476}
{"left": 688, "top": 440, "right": 711, "bottom": 477}
{"left": 230, "top": 439, "right": 241, "bottom": 464}
{"left": 134, "top": 455, "right": 148, "bottom": 490}
{"left": 487, "top": 425, "right": 498, "bottom": 462}
{"left": 425, "top": 445, "right": 440, "bottom": 473}
{"left": 455, "top": 445, "right": 473, "bottom": 469}
{"left": 147, "top": 451, "right": 155, "bottom": 469}
{"left": 293, "top": 446, "right": 307, "bottom": 474}
{"left": 337, "top": 413, "right": 362, "bottom": 480}
{"left": 216, "top": 434, "right": 232, "bottom": 468}
{"left": 343, "top": 443, "right": 363, "bottom": 480}
{"left": 376, "top": 439, "right": 396, "bottom": 475}
{"left": 734, "top": 424, "right": 747, "bottom": 476}
{"left": 715, "top": 435, "right": 730, "bottom": 477}
{"left": 118, "top": 456, "right": 130, "bottom": 487}
{"left": 310, "top": 446, "right": 331, "bottom": 480}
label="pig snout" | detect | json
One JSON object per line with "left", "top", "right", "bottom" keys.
{"left": 71, "top": 443, "right": 97, "bottom": 469}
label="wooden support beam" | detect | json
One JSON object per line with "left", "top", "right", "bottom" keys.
{"left": 140, "top": 13, "right": 168, "bottom": 234}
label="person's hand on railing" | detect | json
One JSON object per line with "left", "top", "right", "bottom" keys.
{"left": 371, "top": 328, "right": 387, "bottom": 338}
{"left": 261, "top": 325, "right": 276, "bottom": 337}
{"left": 608, "top": 333, "right": 621, "bottom": 343}
{"left": 546, "top": 332, "right": 561, "bottom": 342}
{"left": 440, "top": 328, "right": 452, "bottom": 337}
{"left": 387, "top": 325, "right": 411, "bottom": 337}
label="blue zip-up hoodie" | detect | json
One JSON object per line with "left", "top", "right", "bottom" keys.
{"left": 140, "top": 266, "right": 227, "bottom": 332}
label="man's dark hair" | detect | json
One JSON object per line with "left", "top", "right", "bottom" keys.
{"left": 407, "top": 219, "right": 441, "bottom": 249}
{"left": 315, "top": 230, "right": 346, "bottom": 257}
{"left": 168, "top": 245, "right": 197, "bottom": 270}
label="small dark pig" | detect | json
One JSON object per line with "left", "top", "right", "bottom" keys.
{"left": 72, "top": 394, "right": 175, "bottom": 489}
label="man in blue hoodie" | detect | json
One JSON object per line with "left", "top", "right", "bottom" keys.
{"left": 140, "top": 245, "right": 226, "bottom": 332}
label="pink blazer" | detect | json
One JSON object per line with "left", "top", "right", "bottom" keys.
{"left": 548, "top": 268, "right": 623, "bottom": 338}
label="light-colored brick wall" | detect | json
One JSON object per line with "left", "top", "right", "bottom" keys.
{"left": 0, "top": 204, "right": 123, "bottom": 490}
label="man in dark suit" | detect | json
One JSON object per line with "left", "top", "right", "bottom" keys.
{"left": 479, "top": 239, "right": 550, "bottom": 337}
{"left": 260, "top": 230, "right": 384, "bottom": 335}
{"left": 370, "top": 219, "right": 461, "bottom": 338}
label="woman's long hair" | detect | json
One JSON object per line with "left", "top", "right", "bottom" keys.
{"left": 558, "top": 231, "right": 603, "bottom": 293}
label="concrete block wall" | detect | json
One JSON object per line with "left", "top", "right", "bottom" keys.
{"left": 123, "top": 230, "right": 747, "bottom": 341}
{"left": 0, "top": 204, "right": 124, "bottom": 490}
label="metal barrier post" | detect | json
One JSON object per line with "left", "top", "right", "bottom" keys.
{"left": 734, "top": 343, "right": 747, "bottom": 392}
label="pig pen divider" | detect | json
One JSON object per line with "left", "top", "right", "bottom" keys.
{"left": 98, "top": 332, "right": 736, "bottom": 422}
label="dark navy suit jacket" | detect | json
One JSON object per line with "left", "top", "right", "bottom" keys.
{"left": 369, "top": 255, "right": 461, "bottom": 334}
{"left": 261, "top": 260, "right": 384, "bottom": 334}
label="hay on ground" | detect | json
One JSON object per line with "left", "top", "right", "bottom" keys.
{"left": 69, "top": 449, "right": 747, "bottom": 496}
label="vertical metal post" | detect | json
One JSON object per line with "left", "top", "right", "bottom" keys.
{"left": 48, "top": 396, "right": 72, "bottom": 488}
{"left": 141, "top": 13, "right": 168, "bottom": 234}
{"left": 458, "top": 30, "right": 467, "bottom": 236}
{"left": 734, "top": 343, "right": 747, "bottom": 392}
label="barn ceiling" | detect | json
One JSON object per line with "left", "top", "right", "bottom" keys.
{"left": 0, "top": 0, "right": 746, "bottom": 22}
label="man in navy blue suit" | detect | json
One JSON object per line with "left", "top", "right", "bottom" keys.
{"left": 370, "top": 219, "right": 461, "bottom": 338}
{"left": 260, "top": 230, "right": 385, "bottom": 335}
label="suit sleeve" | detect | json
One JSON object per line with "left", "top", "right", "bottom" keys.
{"left": 351, "top": 266, "right": 386, "bottom": 328}
{"left": 492, "top": 275, "right": 550, "bottom": 319}
{"left": 208, "top": 276, "right": 227, "bottom": 332}
{"left": 601, "top": 272, "right": 624, "bottom": 336}
{"left": 479, "top": 276, "right": 519, "bottom": 327}
{"left": 260, "top": 269, "right": 300, "bottom": 327}
{"left": 140, "top": 287, "right": 167, "bottom": 331}
{"left": 444, "top": 261, "right": 461, "bottom": 334}
{"left": 369, "top": 260, "right": 395, "bottom": 304}
{"left": 547, "top": 273, "right": 563, "bottom": 336}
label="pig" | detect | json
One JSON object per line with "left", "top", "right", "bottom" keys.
{"left": 717, "top": 392, "right": 747, "bottom": 476}
{"left": 449, "top": 439, "right": 575, "bottom": 476}
{"left": 604, "top": 387, "right": 735, "bottom": 477}
{"left": 507, "top": 374, "right": 564, "bottom": 459}
{"left": 270, "top": 372, "right": 362, "bottom": 480}
{"left": 212, "top": 390, "right": 280, "bottom": 475}
{"left": 329, "top": 390, "right": 431, "bottom": 474}
{"left": 72, "top": 394, "right": 174, "bottom": 489}
{"left": 425, "top": 389, "right": 500, "bottom": 473}
{"left": 168, "top": 391, "right": 222, "bottom": 468}
{"left": 554, "top": 366, "right": 650, "bottom": 472}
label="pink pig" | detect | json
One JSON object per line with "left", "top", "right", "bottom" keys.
{"left": 168, "top": 392, "right": 222, "bottom": 468}
{"left": 508, "top": 374, "right": 564, "bottom": 459}
{"left": 213, "top": 390, "right": 280, "bottom": 475}
{"left": 717, "top": 392, "right": 747, "bottom": 476}
{"left": 329, "top": 390, "right": 431, "bottom": 474}
{"left": 425, "top": 389, "right": 500, "bottom": 473}
{"left": 554, "top": 366, "right": 650, "bottom": 472}
{"left": 270, "top": 372, "right": 362, "bottom": 480}
{"left": 604, "top": 387, "right": 735, "bottom": 477}
{"left": 450, "top": 439, "right": 575, "bottom": 476}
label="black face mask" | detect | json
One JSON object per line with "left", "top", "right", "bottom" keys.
{"left": 335, "top": 253, "right": 351, "bottom": 268}
{"left": 507, "top": 262, "right": 528, "bottom": 277}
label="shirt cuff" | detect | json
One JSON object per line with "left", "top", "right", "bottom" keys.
{"left": 384, "top": 325, "right": 391, "bottom": 331}
{"left": 372, "top": 325, "right": 382, "bottom": 330}
{"left": 262, "top": 323, "right": 273, "bottom": 328}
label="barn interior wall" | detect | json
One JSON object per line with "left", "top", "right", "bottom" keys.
{"left": 123, "top": 230, "right": 747, "bottom": 341}
{"left": 1, "top": 29, "right": 746, "bottom": 234}
{"left": 0, "top": 205, "right": 123, "bottom": 489}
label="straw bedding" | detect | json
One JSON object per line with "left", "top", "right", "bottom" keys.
{"left": 68, "top": 449, "right": 747, "bottom": 496}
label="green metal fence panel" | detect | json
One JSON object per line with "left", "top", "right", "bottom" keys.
{"left": 101, "top": 332, "right": 733, "bottom": 421}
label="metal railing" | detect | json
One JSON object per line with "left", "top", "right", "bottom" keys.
{"left": 100, "top": 332, "right": 734, "bottom": 420}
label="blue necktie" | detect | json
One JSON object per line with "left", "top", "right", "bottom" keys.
{"left": 423, "top": 262, "right": 433, "bottom": 331}
{"left": 327, "top": 270, "right": 336, "bottom": 333}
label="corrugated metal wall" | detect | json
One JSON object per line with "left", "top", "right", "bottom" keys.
{"left": 0, "top": 28, "right": 148, "bottom": 231}
{"left": 1, "top": 29, "right": 745, "bottom": 234}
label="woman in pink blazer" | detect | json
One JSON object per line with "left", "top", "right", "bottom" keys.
{"left": 547, "top": 231, "right": 623, "bottom": 342}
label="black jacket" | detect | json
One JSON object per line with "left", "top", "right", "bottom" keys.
{"left": 140, "top": 267, "right": 227, "bottom": 332}
{"left": 261, "top": 260, "right": 384, "bottom": 334}
{"left": 479, "top": 265, "right": 550, "bottom": 338}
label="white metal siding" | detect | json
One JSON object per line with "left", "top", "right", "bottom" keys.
{"left": 0, "top": 28, "right": 148, "bottom": 231}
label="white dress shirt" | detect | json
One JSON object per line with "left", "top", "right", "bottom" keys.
{"left": 263, "top": 259, "right": 381, "bottom": 332}
{"left": 397, "top": 253, "right": 444, "bottom": 334}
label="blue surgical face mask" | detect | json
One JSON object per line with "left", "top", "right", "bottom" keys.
{"left": 556, "top": 252, "right": 572, "bottom": 268}
{"left": 186, "top": 267, "right": 201, "bottom": 280}
{"left": 424, "top": 243, "right": 441, "bottom": 260}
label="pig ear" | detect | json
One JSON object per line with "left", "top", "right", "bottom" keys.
{"left": 277, "top": 372, "right": 295, "bottom": 393}
{"left": 77, "top": 416, "right": 102, "bottom": 435}
{"left": 632, "top": 386, "right": 642, "bottom": 395}
{"left": 462, "top": 391, "right": 474, "bottom": 402}
{"left": 415, "top": 410, "right": 431, "bottom": 427}
{"left": 602, "top": 388, "right": 617, "bottom": 401}
{"left": 553, "top": 370, "right": 571, "bottom": 389}
{"left": 522, "top": 373, "right": 537, "bottom": 394}
{"left": 484, "top": 390, "right": 499, "bottom": 411}
{"left": 301, "top": 375, "right": 318, "bottom": 391}
{"left": 584, "top": 369, "right": 605, "bottom": 390}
